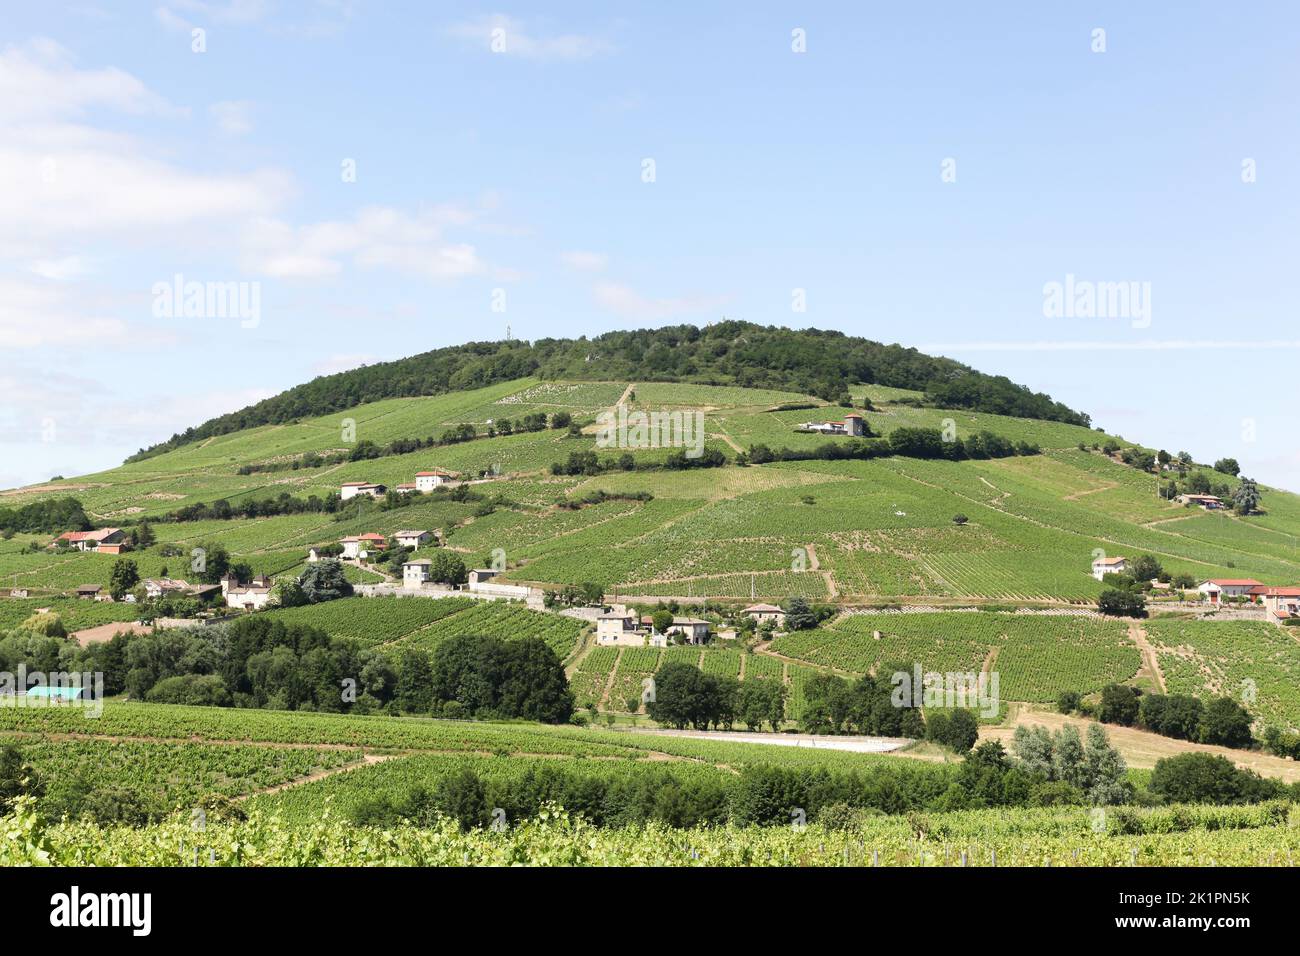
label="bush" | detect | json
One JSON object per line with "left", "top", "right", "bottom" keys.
{"left": 1056, "top": 690, "right": 1081, "bottom": 714}
{"left": 1099, "top": 684, "right": 1140, "bottom": 726}
{"left": 1148, "top": 753, "right": 1281, "bottom": 805}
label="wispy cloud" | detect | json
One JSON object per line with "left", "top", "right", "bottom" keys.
{"left": 447, "top": 14, "right": 614, "bottom": 61}
{"left": 209, "top": 99, "right": 254, "bottom": 136}
{"left": 592, "top": 281, "right": 730, "bottom": 319}
{"left": 242, "top": 205, "right": 490, "bottom": 281}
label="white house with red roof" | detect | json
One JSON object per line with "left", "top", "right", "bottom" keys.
{"left": 1246, "top": 585, "right": 1300, "bottom": 618}
{"left": 54, "top": 528, "right": 126, "bottom": 552}
{"left": 414, "top": 469, "right": 457, "bottom": 492}
{"left": 340, "top": 533, "right": 386, "bottom": 559}
{"left": 340, "top": 481, "right": 385, "bottom": 500}
{"left": 1091, "top": 555, "right": 1128, "bottom": 581}
{"left": 1197, "top": 578, "right": 1264, "bottom": 603}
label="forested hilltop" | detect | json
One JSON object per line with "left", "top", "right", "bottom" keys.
{"left": 128, "top": 322, "right": 1089, "bottom": 462}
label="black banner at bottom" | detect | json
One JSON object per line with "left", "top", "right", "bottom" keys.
{"left": 0, "top": 865, "right": 1279, "bottom": 942}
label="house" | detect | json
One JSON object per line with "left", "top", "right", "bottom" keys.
{"left": 415, "top": 469, "right": 457, "bottom": 492}
{"left": 795, "top": 412, "right": 866, "bottom": 437}
{"left": 1196, "top": 579, "right": 1264, "bottom": 604}
{"left": 1246, "top": 585, "right": 1300, "bottom": 618}
{"left": 340, "top": 533, "right": 386, "bottom": 559}
{"left": 403, "top": 558, "right": 432, "bottom": 588}
{"left": 143, "top": 578, "right": 192, "bottom": 600}
{"left": 1091, "top": 556, "right": 1128, "bottom": 581}
{"left": 221, "top": 573, "right": 272, "bottom": 610}
{"left": 667, "top": 616, "right": 710, "bottom": 644}
{"left": 468, "top": 568, "right": 499, "bottom": 586}
{"left": 595, "top": 609, "right": 655, "bottom": 646}
{"left": 1178, "top": 494, "right": 1224, "bottom": 510}
{"left": 339, "top": 481, "right": 386, "bottom": 501}
{"left": 55, "top": 528, "right": 126, "bottom": 552}
{"left": 394, "top": 530, "right": 433, "bottom": 550}
{"left": 742, "top": 603, "right": 786, "bottom": 626}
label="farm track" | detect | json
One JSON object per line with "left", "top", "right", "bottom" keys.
{"left": 239, "top": 753, "right": 394, "bottom": 799}
{"left": 1129, "top": 621, "right": 1167, "bottom": 692}
{"left": 1063, "top": 481, "right": 1118, "bottom": 501}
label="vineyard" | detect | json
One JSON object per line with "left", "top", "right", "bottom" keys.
{"left": 770, "top": 612, "right": 1140, "bottom": 703}
{"left": 1145, "top": 619, "right": 1300, "bottom": 731}
{"left": 6, "top": 799, "right": 1299, "bottom": 867}
{"left": 263, "top": 596, "right": 476, "bottom": 647}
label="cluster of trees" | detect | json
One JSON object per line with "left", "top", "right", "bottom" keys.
{"left": 0, "top": 610, "right": 573, "bottom": 724}
{"left": 554, "top": 489, "right": 654, "bottom": 511}
{"left": 128, "top": 322, "right": 1090, "bottom": 462}
{"left": 797, "top": 668, "right": 927, "bottom": 740}
{"left": 238, "top": 450, "right": 348, "bottom": 476}
{"left": 550, "top": 446, "right": 725, "bottom": 475}
{"left": 0, "top": 497, "right": 90, "bottom": 536}
{"left": 158, "top": 492, "right": 343, "bottom": 523}
{"left": 747, "top": 427, "right": 1039, "bottom": 468}
{"left": 418, "top": 632, "right": 572, "bottom": 722}
{"left": 1066, "top": 684, "right": 1257, "bottom": 750}
{"left": 645, "top": 663, "right": 786, "bottom": 731}
{"left": 1148, "top": 753, "right": 1287, "bottom": 805}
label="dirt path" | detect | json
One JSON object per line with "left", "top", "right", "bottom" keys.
{"left": 1063, "top": 481, "right": 1118, "bottom": 501}
{"left": 1129, "top": 620, "right": 1167, "bottom": 693}
{"left": 240, "top": 753, "right": 395, "bottom": 800}
{"left": 597, "top": 647, "right": 624, "bottom": 709}
{"left": 615, "top": 382, "right": 637, "bottom": 407}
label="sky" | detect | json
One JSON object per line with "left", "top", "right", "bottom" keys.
{"left": 2, "top": 1, "right": 1298, "bottom": 492}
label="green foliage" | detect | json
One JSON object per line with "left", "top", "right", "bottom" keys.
{"left": 1099, "top": 684, "right": 1141, "bottom": 726}
{"left": 1148, "top": 753, "right": 1280, "bottom": 805}
{"left": 298, "top": 559, "right": 353, "bottom": 603}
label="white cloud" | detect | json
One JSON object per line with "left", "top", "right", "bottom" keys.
{"left": 592, "top": 281, "right": 730, "bottom": 319}
{"left": 0, "top": 365, "right": 276, "bottom": 490}
{"left": 0, "top": 40, "right": 290, "bottom": 256}
{"left": 0, "top": 277, "right": 139, "bottom": 349}
{"left": 25, "top": 256, "right": 94, "bottom": 281}
{"left": 560, "top": 250, "right": 608, "bottom": 271}
{"left": 0, "top": 38, "right": 178, "bottom": 123}
{"left": 210, "top": 99, "right": 254, "bottom": 136}
{"left": 447, "top": 14, "right": 614, "bottom": 61}
{"left": 243, "top": 206, "right": 489, "bottom": 281}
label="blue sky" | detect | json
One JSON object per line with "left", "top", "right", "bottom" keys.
{"left": 2, "top": 1, "right": 1298, "bottom": 491}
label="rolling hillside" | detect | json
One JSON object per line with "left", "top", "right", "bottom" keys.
{"left": 2, "top": 373, "right": 1295, "bottom": 606}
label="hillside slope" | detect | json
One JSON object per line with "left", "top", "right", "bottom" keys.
{"left": 125, "top": 322, "right": 1091, "bottom": 461}
{"left": 2, "top": 376, "right": 1295, "bottom": 606}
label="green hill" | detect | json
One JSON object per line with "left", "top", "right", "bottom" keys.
{"left": 123, "top": 322, "right": 1091, "bottom": 462}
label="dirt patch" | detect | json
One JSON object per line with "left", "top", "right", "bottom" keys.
{"left": 981, "top": 708, "right": 1300, "bottom": 783}
{"left": 72, "top": 622, "right": 154, "bottom": 647}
